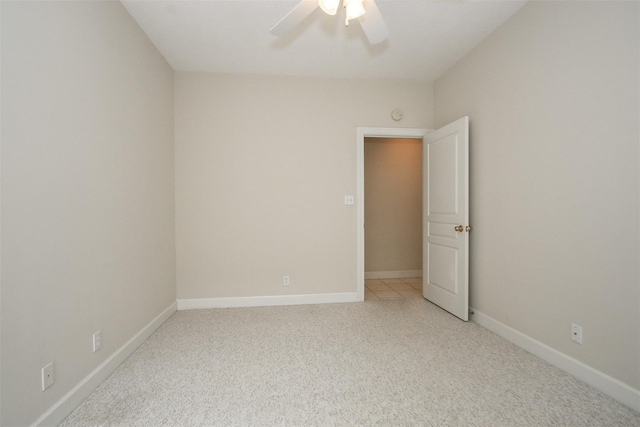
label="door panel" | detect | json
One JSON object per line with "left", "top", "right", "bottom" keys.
{"left": 427, "top": 135, "right": 459, "bottom": 215}
{"left": 423, "top": 117, "right": 469, "bottom": 321}
{"left": 427, "top": 243, "right": 458, "bottom": 294}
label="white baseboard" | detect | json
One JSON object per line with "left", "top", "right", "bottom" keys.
{"left": 32, "top": 301, "right": 178, "bottom": 427}
{"left": 471, "top": 308, "right": 640, "bottom": 413}
{"left": 178, "top": 292, "right": 359, "bottom": 310}
{"left": 365, "top": 270, "right": 422, "bottom": 280}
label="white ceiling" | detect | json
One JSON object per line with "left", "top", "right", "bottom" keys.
{"left": 121, "top": 0, "right": 527, "bottom": 83}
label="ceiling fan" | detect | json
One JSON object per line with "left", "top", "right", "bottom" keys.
{"left": 270, "top": 0, "right": 389, "bottom": 45}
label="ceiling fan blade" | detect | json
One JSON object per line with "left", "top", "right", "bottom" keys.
{"left": 359, "top": 0, "right": 388, "bottom": 44}
{"left": 270, "top": 0, "right": 319, "bottom": 36}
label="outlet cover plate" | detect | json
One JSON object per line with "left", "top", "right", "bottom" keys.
{"left": 571, "top": 323, "right": 582, "bottom": 344}
{"left": 93, "top": 331, "right": 101, "bottom": 352}
{"left": 42, "top": 362, "right": 54, "bottom": 391}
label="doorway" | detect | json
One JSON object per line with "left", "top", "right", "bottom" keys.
{"left": 357, "top": 119, "right": 471, "bottom": 320}
{"left": 356, "top": 127, "right": 430, "bottom": 301}
{"left": 364, "top": 137, "right": 423, "bottom": 300}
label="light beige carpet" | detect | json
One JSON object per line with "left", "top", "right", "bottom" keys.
{"left": 60, "top": 299, "right": 640, "bottom": 426}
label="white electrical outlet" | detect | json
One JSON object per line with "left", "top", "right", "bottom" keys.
{"left": 93, "top": 331, "right": 101, "bottom": 352}
{"left": 283, "top": 275, "right": 290, "bottom": 286}
{"left": 571, "top": 323, "right": 582, "bottom": 344}
{"left": 42, "top": 362, "right": 54, "bottom": 391}
{"left": 344, "top": 195, "right": 354, "bottom": 205}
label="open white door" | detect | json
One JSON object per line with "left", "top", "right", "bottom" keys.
{"left": 423, "top": 117, "right": 470, "bottom": 321}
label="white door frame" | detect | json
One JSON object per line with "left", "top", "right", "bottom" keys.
{"left": 356, "top": 127, "right": 431, "bottom": 301}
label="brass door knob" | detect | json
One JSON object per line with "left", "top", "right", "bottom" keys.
{"left": 466, "top": 226, "right": 472, "bottom": 232}
{"left": 454, "top": 225, "right": 464, "bottom": 232}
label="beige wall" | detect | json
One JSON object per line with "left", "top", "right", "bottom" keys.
{"left": 175, "top": 72, "right": 432, "bottom": 299}
{"left": 364, "top": 138, "right": 422, "bottom": 273}
{"left": 7, "top": 0, "right": 637, "bottom": 423}
{"left": 435, "top": 1, "right": 640, "bottom": 390}
{"left": 1, "top": 1, "right": 176, "bottom": 425}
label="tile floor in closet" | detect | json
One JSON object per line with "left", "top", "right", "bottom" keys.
{"left": 364, "top": 277, "right": 423, "bottom": 300}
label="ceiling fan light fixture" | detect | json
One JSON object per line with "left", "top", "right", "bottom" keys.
{"left": 318, "top": 0, "right": 340, "bottom": 16}
{"left": 345, "top": 0, "right": 365, "bottom": 22}
{"left": 271, "top": 0, "right": 387, "bottom": 44}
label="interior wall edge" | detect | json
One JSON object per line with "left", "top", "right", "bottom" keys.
{"left": 177, "top": 292, "right": 359, "bottom": 311}
{"left": 471, "top": 308, "right": 640, "bottom": 413}
{"left": 364, "top": 270, "right": 422, "bottom": 280}
{"left": 31, "top": 302, "right": 177, "bottom": 427}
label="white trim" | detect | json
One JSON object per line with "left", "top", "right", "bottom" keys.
{"left": 177, "top": 292, "right": 358, "bottom": 310}
{"left": 32, "top": 301, "right": 178, "bottom": 427}
{"left": 365, "top": 270, "right": 422, "bottom": 279}
{"left": 471, "top": 308, "right": 640, "bottom": 413}
{"left": 356, "top": 127, "right": 431, "bottom": 303}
